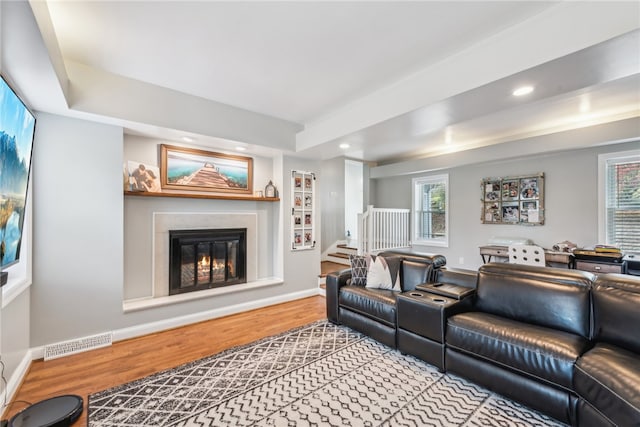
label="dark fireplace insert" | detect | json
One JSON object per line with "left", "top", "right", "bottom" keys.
{"left": 169, "top": 228, "right": 246, "bottom": 295}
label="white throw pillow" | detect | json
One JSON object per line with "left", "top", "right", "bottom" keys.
{"left": 366, "top": 256, "right": 401, "bottom": 291}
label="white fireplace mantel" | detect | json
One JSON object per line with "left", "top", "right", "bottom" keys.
{"left": 122, "top": 211, "right": 283, "bottom": 312}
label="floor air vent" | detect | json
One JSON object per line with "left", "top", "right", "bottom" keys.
{"left": 44, "top": 332, "right": 113, "bottom": 361}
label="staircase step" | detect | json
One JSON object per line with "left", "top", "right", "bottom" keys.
{"left": 319, "top": 261, "right": 349, "bottom": 278}
{"left": 337, "top": 244, "right": 358, "bottom": 251}
{"left": 325, "top": 256, "right": 349, "bottom": 267}
{"left": 329, "top": 252, "right": 350, "bottom": 259}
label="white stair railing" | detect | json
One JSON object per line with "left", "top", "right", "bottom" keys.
{"left": 358, "top": 205, "right": 411, "bottom": 254}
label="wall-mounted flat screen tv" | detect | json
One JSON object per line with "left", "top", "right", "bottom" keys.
{"left": 0, "top": 75, "right": 36, "bottom": 269}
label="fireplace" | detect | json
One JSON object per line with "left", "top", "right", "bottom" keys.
{"left": 169, "top": 228, "right": 246, "bottom": 295}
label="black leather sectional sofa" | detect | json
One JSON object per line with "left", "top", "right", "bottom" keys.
{"left": 326, "top": 256, "right": 640, "bottom": 426}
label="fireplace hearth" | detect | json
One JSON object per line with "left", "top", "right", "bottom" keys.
{"left": 169, "top": 228, "right": 246, "bottom": 295}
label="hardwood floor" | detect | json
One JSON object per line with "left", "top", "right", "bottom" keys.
{"left": 3, "top": 296, "right": 327, "bottom": 425}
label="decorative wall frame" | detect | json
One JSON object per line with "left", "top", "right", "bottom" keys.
{"left": 291, "top": 170, "right": 316, "bottom": 250}
{"left": 160, "top": 144, "right": 253, "bottom": 194}
{"left": 481, "top": 173, "right": 545, "bottom": 225}
{"left": 126, "top": 161, "right": 161, "bottom": 192}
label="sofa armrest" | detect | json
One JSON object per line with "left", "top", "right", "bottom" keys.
{"left": 446, "top": 296, "right": 475, "bottom": 318}
{"left": 326, "top": 268, "right": 352, "bottom": 324}
{"left": 592, "top": 273, "right": 640, "bottom": 353}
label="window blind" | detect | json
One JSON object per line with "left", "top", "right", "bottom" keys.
{"left": 605, "top": 157, "right": 640, "bottom": 251}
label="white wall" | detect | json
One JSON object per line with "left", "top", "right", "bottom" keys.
{"left": 320, "top": 157, "right": 345, "bottom": 251}
{"left": 30, "top": 113, "right": 125, "bottom": 346}
{"left": 344, "top": 160, "right": 363, "bottom": 241}
{"left": 373, "top": 138, "right": 640, "bottom": 270}
{"left": 0, "top": 289, "right": 29, "bottom": 402}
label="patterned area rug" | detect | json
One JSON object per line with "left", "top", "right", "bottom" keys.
{"left": 88, "top": 321, "right": 565, "bottom": 426}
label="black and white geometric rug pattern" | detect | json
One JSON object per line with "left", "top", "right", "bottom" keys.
{"left": 88, "top": 321, "right": 565, "bottom": 427}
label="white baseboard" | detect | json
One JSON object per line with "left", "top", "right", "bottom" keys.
{"left": 30, "top": 287, "right": 319, "bottom": 360}
{"left": 4, "top": 349, "right": 33, "bottom": 409}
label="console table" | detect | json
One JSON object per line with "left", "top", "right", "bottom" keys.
{"left": 479, "top": 245, "right": 574, "bottom": 268}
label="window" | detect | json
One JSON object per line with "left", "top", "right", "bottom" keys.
{"left": 412, "top": 174, "right": 448, "bottom": 247}
{"left": 598, "top": 149, "right": 640, "bottom": 252}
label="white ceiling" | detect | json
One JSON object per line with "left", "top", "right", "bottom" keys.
{"left": 12, "top": 1, "right": 640, "bottom": 163}
{"left": 46, "top": 1, "right": 558, "bottom": 124}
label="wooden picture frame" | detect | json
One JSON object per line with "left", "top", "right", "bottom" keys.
{"left": 481, "top": 173, "right": 544, "bottom": 225}
{"left": 126, "top": 161, "right": 161, "bottom": 192}
{"left": 161, "top": 144, "right": 253, "bottom": 194}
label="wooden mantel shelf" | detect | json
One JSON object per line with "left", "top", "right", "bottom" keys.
{"left": 124, "top": 191, "right": 280, "bottom": 202}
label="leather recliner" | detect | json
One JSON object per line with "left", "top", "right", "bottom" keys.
{"left": 326, "top": 250, "right": 446, "bottom": 348}
{"left": 574, "top": 274, "right": 640, "bottom": 426}
{"left": 445, "top": 263, "right": 595, "bottom": 425}
{"left": 444, "top": 263, "right": 640, "bottom": 426}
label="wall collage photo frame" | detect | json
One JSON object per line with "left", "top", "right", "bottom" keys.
{"left": 291, "top": 170, "right": 316, "bottom": 250}
{"left": 481, "top": 173, "right": 545, "bottom": 225}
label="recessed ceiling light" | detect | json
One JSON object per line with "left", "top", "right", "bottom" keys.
{"left": 512, "top": 86, "right": 534, "bottom": 97}
{"left": 181, "top": 136, "right": 194, "bottom": 142}
{"left": 235, "top": 146, "right": 247, "bottom": 151}
{"left": 339, "top": 143, "right": 350, "bottom": 149}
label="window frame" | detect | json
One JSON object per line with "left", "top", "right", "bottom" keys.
{"left": 411, "top": 173, "right": 449, "bottom": 248}
{"left": 598, "top": 148, "right": 640, "bottom": 251}
{"left": 2, "top": 185, "right": 33, "bottom": 308}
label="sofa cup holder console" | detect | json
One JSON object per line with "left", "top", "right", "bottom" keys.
{"left": 407, "top": 291, "right": 450, "bottom": 304}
